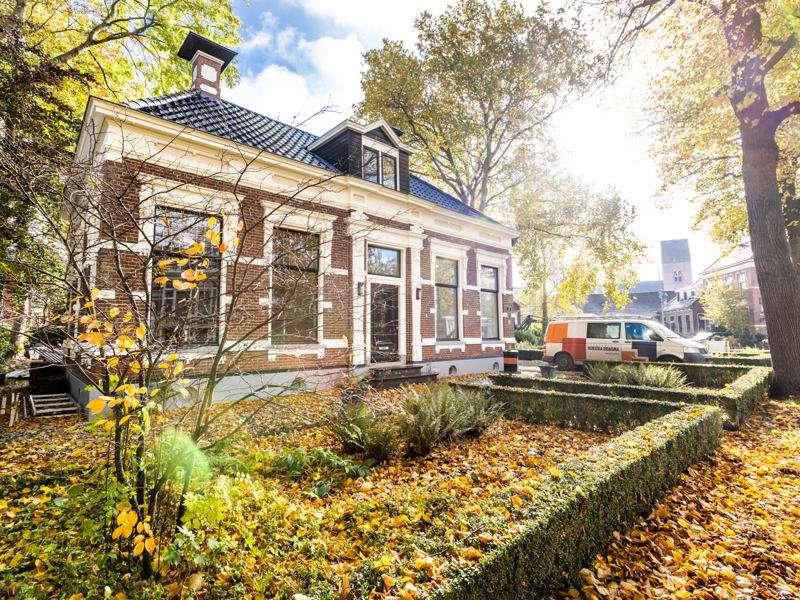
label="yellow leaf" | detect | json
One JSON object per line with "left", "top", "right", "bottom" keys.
{"left": 112, "top": 525, "right": 125, "bottom": 539}
{"left": 86, "top": 398, "right": 106, "bottom": 415}
{"left": 133, "top": 541, "right": 145, "bottom": 556}
{"left": 219, "top": 242, "right": 228, "bottom": 252}
{"left": 145, "top": 537, "right": 155, "bottom": 553}
{"left": 549, "top": 467, "right": 562, "bottom": 479}
{"left": 91, "top": 288, "right": 100, "bottom": 299}
{"left": 84, "top": 301, "right": 94, "bottom": 308}
{"left": 207, "top": 217, "right": 217, "bottom": 227}
{"left": 119, "top": 415, "right": 131, "bottom": 425}
{"left": 177, "top": 258, "right": 188, "bottom": 266}
{"left": 109, "top": 308, "right": 117, "bottom": 318}
{"left": 382, "top": 574, "right": 396, "bottom": 589}
{"left": 136, "top": 325, "right": 146, "bottom": 339}
{"left": 107, "top": 357, "right": 119, "bottom": 367}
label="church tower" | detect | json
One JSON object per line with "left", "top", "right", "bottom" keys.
{"left": 661, "top": 239, "right": 692, "bottom": 292}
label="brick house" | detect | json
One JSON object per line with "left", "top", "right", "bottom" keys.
{"left": 66, "top": 33, "right": 519, "bottom": 399}
{"left": 698, "top": 241, "right": 767, "bottom": 337}
{"left": 659, "top": 285, "right": 706, "bottom": 337}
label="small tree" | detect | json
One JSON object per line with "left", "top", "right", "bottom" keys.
{"left": 700, "top": 278, "right": 751, "bottom": 340}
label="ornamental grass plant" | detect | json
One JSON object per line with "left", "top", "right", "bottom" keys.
{"left": 400, "top": 380, "right": 503, "bottom": 456}
{"left": 585, "top": 362, "right": 688, "bottom": 389}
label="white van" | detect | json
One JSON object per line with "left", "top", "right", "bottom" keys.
{"left": 542, "top": 316, "right": 711, "bottom": 370}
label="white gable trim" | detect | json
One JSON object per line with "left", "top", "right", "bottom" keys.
{"left": 307, "top": 119, "right": 416, "bottom": 154}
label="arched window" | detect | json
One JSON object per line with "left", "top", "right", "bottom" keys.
{"left": 674, "top": 270, "right": 682, "bottom": 282}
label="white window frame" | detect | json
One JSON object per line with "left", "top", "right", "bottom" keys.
{"left": 430, "top": 239, "right": 468, "bottom": 347}
{"left": 475, "top": 249, "right": 509, "bottom": 344}
{"left": 362, "top": 137, "right": 399, "bottom": 191}
{"left": 262, "top": 204, "right": 337, "bottom": 350}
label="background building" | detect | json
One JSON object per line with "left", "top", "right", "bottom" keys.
{"left": 698, "top": 240, "right": 766, "bottom": 337}
{"left": 661, "top": 239, "right": 693, "bottom": 293}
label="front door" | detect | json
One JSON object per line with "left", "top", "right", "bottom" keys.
{"left": 370, "top": 284, "right": 399, "bottom": 363}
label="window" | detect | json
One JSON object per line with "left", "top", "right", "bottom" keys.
{"left": 382, "top": 155, "right": 396, "bottom": 189}
{"left": 367, "top": 246, "right": 401, "bottom": 277}
{"left": 271, "top": 228, "right": 320, "bottom": 344}
{"left": 726, "top": 276, "right": 733, "bottom": 286}
{"left": 670, "top": 315, "right": 676, "bottom": 331}
{"left": 151, "top": 207, "right": 220, "bottom": 345}
{"left": 362, "top": 147, "right": 397, "bottom": 189}
{"left": 677, "top": 314, "right": 683, "bottom": 334}
{"left": 698, "top": 313, "right": 707, "bottom": 330}
{"left": 674, "top": 270, "right": 682, "bottom": 282}
{"left": 685, "top": 314, "right": 691, "bottom": 332}
{"left": 435, "top": 257, "right": 459, "bottom": 340}
{"left": 586, "top": 322, "right": 620, "bottom": 339}
{"left": 625, "top": 322, "right": 662, "bottom": 341}
{"left": 739, "top": 273, "right": 747, "bottom": 289}
{"left": 363, "top": 148, "right": 379, "bottom": 183}
{"left": 480, "top": 266, "right": 499, "bottom": 339}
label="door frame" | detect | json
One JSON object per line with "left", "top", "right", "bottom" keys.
{"left": 365, "top": 245, "right": 407, "bottom": 366}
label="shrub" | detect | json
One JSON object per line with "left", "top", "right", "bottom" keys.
{"left": 270, "top": 448, "right": 375, "bottom": 498}
{"left": 400, "top": 380, "right": 503, "bottom": 455}
{"left": 514, "top": 326, "right": 541, "bottom": 346}
{"left": 325, "top": 402, "right": 397, "bottom": 463}
{"left": 585, "top": 361, "right": 687, "bottom": 389}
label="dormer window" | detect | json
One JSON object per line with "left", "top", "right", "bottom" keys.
{"left": 362, "top": 147, "right": 397, "bottom": 190}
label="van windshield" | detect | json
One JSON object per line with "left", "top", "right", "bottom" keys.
{"left": 648, "top": 321, "right": 681, "bottom": 340}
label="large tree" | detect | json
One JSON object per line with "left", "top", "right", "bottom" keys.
{"left": 0, "top": 0, "right": 241, "bottom": 353}
{"left": 513, "top": 172, "right": 647, "bottom": 327}
{"left": 601, "top": 1, "right": 800, "bottom": 396}
{"left": 356, "top": 0, "right": 600, "bottom": 213}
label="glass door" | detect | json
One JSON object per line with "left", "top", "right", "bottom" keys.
{"left": 370, "top": 284, "right": 399, "bottom": 363}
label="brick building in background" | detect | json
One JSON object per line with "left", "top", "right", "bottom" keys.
{"left": 66, "top": 33, "right": 518, "bottom": 401}
{"left": 698, "top": 241, "right": 767, "bottom": 337}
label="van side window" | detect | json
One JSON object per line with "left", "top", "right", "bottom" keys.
{"left": 587, "top": 322, "right": 621, "bottom": 339}
{"left": 625, "top": 323, "right": 662, "bottom": 341}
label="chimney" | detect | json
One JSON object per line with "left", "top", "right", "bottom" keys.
{"left": 177, "top": 32, "right": 238, "bottom": 101}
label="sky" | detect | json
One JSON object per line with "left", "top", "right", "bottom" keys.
{"left": 223, "top": 0, "right": 725, "bottom": 286}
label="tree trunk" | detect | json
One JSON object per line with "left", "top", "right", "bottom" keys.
{"left": 740, "top": 124, "right": 800, "bottom": 397}
{"left": 541, "top": 291, "right": 549, "bottom": 334}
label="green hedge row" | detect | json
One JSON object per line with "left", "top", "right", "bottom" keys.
{"left": 489, "top": 364, "right": 771, "bottom": 429}
{"left": 462, "top": 381, "right": 681, "bottom": 434}
{"left": 412, "top": 402, "right": 724, "bottom": 600}
{"left": 712, "top": 355, "right": 772, "bottom": 367}
{"left": 517, "top": 349, "right": 544, "bottom": 361}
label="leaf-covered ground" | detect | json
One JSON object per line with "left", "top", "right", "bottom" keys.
{"left": 555, "top": 400, "right": 800, "bottom": 600}
{"left": 2, "top": 390, "right": 798, "bottom": 599}
{"left": 0, "top": 385, "right": 608, "bottom": 599}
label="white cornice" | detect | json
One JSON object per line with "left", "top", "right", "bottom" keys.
{"left": 307, "top": 118, "right": 416, "bottom": 154}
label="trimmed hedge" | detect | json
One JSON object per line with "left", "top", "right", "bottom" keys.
{"left": 517, "top": 349, "right": 544, "bottom": 361}
{"left": 460, "top": 381, "right": 681, "bottom": 434}
{"left": 412, "top": 402, "right": 724, "bottom": 600}
{"left": 712, "top": 355, "right": 772, "bottom": 367}
{"left": 489, "top": 364, "right": 772, "bottom": 429}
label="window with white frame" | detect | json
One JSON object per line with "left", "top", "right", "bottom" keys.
{"left": 362, "top": 147, "right": 398, "bottom": 190}
{"left": 151, "top": 207, "right": 220, "bottom": 345}
{"left": 480, "top": 266, "right": 499, "bottom": 339}
{"left": 271, "top": 228, "right": 320, "bottom": 344}
{"left": 435, "top": 257, "right": 459, "bottom": 340}
{"left": 738, "top": 273, "right": 747, "bottom": 289}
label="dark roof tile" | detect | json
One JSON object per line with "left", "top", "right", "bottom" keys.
{"left": 123, "top": 90, "right": 498, "bottom": 223}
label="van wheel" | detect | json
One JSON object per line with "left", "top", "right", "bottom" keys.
{"left": 658, "top": 355, "right": 682, "bottom": 363}
{"left": 554, "top": 353, "right": 574, "bottom": 371}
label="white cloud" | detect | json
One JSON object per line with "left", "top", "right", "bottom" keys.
{"left": 225, "top": 33, "right": 365, "bottom": 135}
